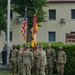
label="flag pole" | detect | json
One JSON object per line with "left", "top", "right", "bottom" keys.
{"left": 35, "top": 9, "right": 38, "bottom": 44}
{"left": 25, "top": 6, "right": 27, "bottom": 43}
{"left": 7, "top": 0, "right": 10, "bottom": 65}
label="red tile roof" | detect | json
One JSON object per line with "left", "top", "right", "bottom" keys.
{"left": 47, "top": 0, "right": 75, "bottom": 2}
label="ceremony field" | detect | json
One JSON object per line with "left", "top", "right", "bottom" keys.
{"left": 0, "top": 70, "right": 11, "bottom": 75}
{"left": 0, "top": 70, "right": 56, "bottom": 75}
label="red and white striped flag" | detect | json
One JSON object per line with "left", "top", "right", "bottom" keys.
{"left": 21, "top": 12, "right": 27, "bottom": 40}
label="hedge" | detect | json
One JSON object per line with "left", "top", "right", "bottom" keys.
{"left": 16, "top": 42, "right": 75, "bottom": 75}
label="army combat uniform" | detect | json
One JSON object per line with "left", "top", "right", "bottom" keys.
{"left": 17, "top": 49, "right": 23, "bottom": 75}
{"left": 45, "top": 48, "right": 56, "bottom": 75}
{"left": 22, "top": 48, "right": 34, "bottom": 75}
{"left": 10, "top": 48, "right": 18, "bottom": 75}
{"left": 39, "top": 49, "right": 47, "bottom": 75}
{"left": 32, "top": 48, "right": 40, "bottom": 75}
{"left": 56, "top": 50, "right": 66, "bottom": 75}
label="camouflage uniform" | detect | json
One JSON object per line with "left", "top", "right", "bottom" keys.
{"left": 39, "top": 46, "right": 47, "bottom": 75}
{"left": 32, "top": 47, "right": 40, "bottom": 75}
{"left": 17, "top": 49, "right": 23, "bottom": 75}
{"left": 56, "top": 46, "right": 66, "bottom": 75}
{"left": 10, "top": 47, "right": 18, "bottom": 75}
{"left": 45, "top": 48, "right": 56, "bottom": 75}
{"left": 22, "top": 47, "right": 34, "bottom": 75}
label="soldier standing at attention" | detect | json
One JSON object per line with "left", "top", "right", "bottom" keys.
{"left": 10, "top": 44, "right": 18, "bottom": 75}
{"left": 2, "top": 43, "right": 7, "bottom": 65}
{"left": 39, "top": 45, "right": 47, "bottom": 75}
{"left": 32, "top": 46, "right": 40, "bottom": 75}
{"left": 17, "top": 46, "right": 24, "bottom": 75}
{"left": 56, "top": 46, "right": 66, "bottom": 75}
{"left": 45, "top": 43, "right": 56, "bottom": 75}
{"left": 22, "top": 45, "right": 34, "bottom": 75}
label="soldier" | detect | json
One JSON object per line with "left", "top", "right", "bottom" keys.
{"left": 39, "top": 45, "right": 47, "bottom": 75}
{"left": 45, "top": 43, "right": 56, "bottom": 75}
{"left": 17, "top": 46, "right": 24, "bottom": 75}
{"left": 2, "top": 43, "right": 7, "bottom": 65}
{"left": 10, "top": 44, "right": 18, "bottom": 75}
{"left": 32, "top": 46, "right": 40, "bottom": 75}
{"left": 22, "top": 45, "right": 34, "bottom": 75}
{"left": 56, "top": 46, "right": 66, "bottom": 75}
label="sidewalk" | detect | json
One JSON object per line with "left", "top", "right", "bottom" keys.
{"left": 0, "top": 52, "right": 11, "bottom": 70}
{"left": 0, "top": 62, "right": 11, "bottom": 70}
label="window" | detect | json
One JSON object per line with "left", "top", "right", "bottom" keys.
{"left": 10, "top": 10, "right": 13, "bottom": 20}
{"left": 5, "top": 31, "right": 12, "bottom": 41}
{"left": 71, "top": 32, "right": 75, "bottom": 34}
{"left": 71, "top": 9, "right": 75, "bottom": 19}
{"left": 49, "top": 9, "right": 56, "bottom": 20}
{"left": 48, "top": 32, "right": 56, "bottom": 42}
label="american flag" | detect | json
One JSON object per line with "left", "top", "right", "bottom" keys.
{"left": 21, "top": 12, "right": 27, "bottom": 40}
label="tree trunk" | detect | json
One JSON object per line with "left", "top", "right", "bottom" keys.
{"left": 27, "top": 28, "right": 32, "bottom": 42}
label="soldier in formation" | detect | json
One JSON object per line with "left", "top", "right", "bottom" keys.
{"left": 10, "top": 44, "right": 66, "bottom": 75}
{"left": 17, "top": 46, "right": 24, "bottom": 75}
{"left": 32, "top": 46, "right": 40, "bottom": 75}
{"left": 39, "top": 45, "right": 47, "bottom": 75}
{"left": 45, "top": 43, "right": 56, "bottom": 75}
{"left": 10, "top": 44, "right": 18, "bottom": 75}
{"left": 56, "top": 46, "right": 66, "bottom": 75}
{"left": 22, "top": 45, "right": 34, "bottom": 75}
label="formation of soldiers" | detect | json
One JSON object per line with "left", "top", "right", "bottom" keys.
{"left": 10, "top": 43, "right": 66, "bottom": 75}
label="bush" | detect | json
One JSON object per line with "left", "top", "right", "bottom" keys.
{"left": 16, "top": 42, "right": 75, "bottom": 75}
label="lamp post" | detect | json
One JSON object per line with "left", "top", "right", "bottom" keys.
{"left": 7, "top": 0, "right": 10, "bottom": 64}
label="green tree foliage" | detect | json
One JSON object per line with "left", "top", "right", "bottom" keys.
{"left": 12, "top": 0, "right": 47, "bottom": 28}
{"left": 0, "top": 0, "right": 7, "bottom": 34}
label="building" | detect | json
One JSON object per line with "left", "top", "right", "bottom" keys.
{"left": 38, "top": 0, "right": 75, "bottom": 43}
{"left": 0, "top": 0, "right": 75, "bottom": 50}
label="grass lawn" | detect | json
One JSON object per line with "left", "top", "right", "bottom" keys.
{"left": 0, "top": 70, "right": 11, "bottom": 75}
{"left": 0, "top": 70, "right": 18, "bottom": 75}
{"left": 0, "top": 70, "right": 56, "bottom": 75}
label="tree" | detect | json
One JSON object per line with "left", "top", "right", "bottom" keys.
{"left": 0, "top": 0, "right": 7, "bottom": 34}
{"left": 12, "top": 0, "right": 47, "bottom": 41}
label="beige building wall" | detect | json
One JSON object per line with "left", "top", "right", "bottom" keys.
{"left": 11, "top": 12, "right": 26, "bottom": 45}
{"left": 37, "top": 3, "right": 75, "bottom": 43}
{"left": 0, "top": 32, "right": 5, "bottom": 50}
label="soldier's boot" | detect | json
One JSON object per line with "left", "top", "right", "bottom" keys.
{"left": 12, "top": 73, "right": 15, "bottom": 75}
{"left": 50, "top": 69, "right": 53, "bottom": 75}
{"left": 61, "top": 69, "right": 64, "bottom": 75}
{"left": 11, "top": 73, "right": 13, "bottom": 75}
{"left": 13, "top": 73, "right": 16, "bottom": 75}
{"left": 61, "top": 73, "right": 63, "bottom": 75}
{"left": 58, "top": 72, "right": 60, "bottom": 75}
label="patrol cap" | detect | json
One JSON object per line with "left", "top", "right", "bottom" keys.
{"left": 59, "top": 46, "right": 62, "bottom": 49}
{"left": 48, "top": 43, "right": 51, "bottom": 46}
{"left": 26, "top": 44, "right": 30, "bottom": 48}
{"left": 12, "top": 44, "right": 16, "bottom": 47}
{"left": 39, "top": 45, "right": 43, "bottom": 48}
{"left": 12, "top": 44, "right": 16, "bottom": 49}
{"left": 20, "top": 45, "right": 23, "bottom": 48}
